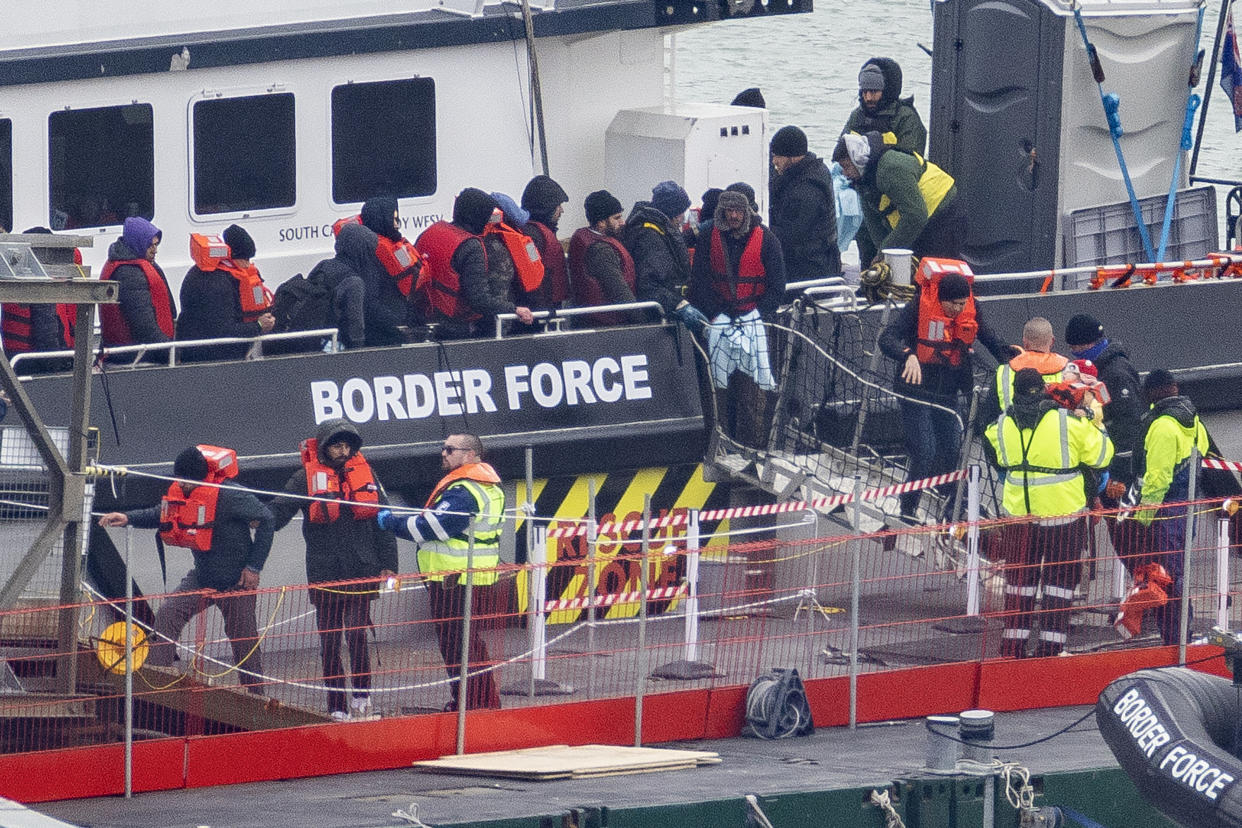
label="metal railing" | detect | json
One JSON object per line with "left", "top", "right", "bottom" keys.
{"left": 493, "top": 301, "right": 665, "bottom": 339}
{"left": 10, "top": 328, "right": 340, "bottom": 373}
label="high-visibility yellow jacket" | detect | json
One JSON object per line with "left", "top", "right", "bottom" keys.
{"left": 986, "top": 405, "right": 1113, "bottom": 518}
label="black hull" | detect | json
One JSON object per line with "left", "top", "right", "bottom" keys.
{"left": 1098, "top": 667, "right": 1242, "bottom": 828}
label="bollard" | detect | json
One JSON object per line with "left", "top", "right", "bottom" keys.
{"left": 883, "top": 248, "right": 914, "bottom": 285}
{"left": 925, "top": 715, "right": 960, "bottom": 772}
{"left": 959, "top": 709, "right": 995, "bottom": 764}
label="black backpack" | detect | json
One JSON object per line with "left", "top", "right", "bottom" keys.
{"left": 270, "top": 272, "right": 332, "bottom": 334}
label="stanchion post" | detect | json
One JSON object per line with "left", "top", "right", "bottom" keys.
{"left": 965, "top": 465, "right": 982, "bottom": 618}
{"left": 532, "top": 526, "right": 549, "bottom": 684}
{"left": 635, "top": 495, "right": 651, "bottom": 747}
{"left": 124, "top": 526, "right": 133, "bottom": 799}
{"left": 1217, "top": 512, "right": 1230, "bottom": 629}
{"left": 684, "top": 510, "right": 701, "bottom": 663}
{"left": 586, "top": 478, "right": 599, "bottom": 699}
{"left": 849, "top": 475, "right": 863, "bottom": 730}
{"left": 525, "top": 446, "right": 535, "bottom": 698}
{"left": 1179, "top": 447, "right": 1200, "bottom": 663}
{"left": 455, "top": 525, "right": 475, "bottom": 756}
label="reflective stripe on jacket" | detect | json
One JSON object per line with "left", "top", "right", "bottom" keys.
{"left": 417, "top": 478, "right": 504, "bottom": 585}
{"left": 987, "top": 407, "right": 1114, "bottom": 518}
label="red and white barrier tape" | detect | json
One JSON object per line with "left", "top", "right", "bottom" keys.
{"left": 543, "top": 583, "right": 687, "bottom": 612}
{"left": 1204, "top": 457, "right": 1242, "bottom": 473}
{"left": 546, "top": 468, "right": 969, "bottom": 538}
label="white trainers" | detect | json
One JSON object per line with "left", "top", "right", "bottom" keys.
{"left": 330, "top": 710, "right": 350, "bottom": 722}
{"left": 350, "top": 696, "right": 375, "bottom": 719}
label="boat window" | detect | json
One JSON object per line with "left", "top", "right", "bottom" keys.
{"left": 331, "top": 78, "right": 436, "bottom": 204}
{"left": 0, "top": 119, "right": 10, "bottom": 233}
{"left": 193, "top": 93, "right": 296, "bottom": 215}
{"left": 48, "top": 104, "right": 154, "bottom": 230}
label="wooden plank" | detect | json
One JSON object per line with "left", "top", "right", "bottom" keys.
{"left": 413, "top": 744, "right": 721, "bottom": 781}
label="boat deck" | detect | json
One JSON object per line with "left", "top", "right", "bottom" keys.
{"left": 32, "top": 703, "right": 1179, "bottom": 828}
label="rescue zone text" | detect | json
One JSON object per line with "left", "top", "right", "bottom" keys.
{"left": 311, "top": 355, "right": 654, "bottom": 424}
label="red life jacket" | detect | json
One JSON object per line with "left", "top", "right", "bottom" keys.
{"left": 1, "top": 303, "right": 75, "bottom": 354}
{"left": 300, "top": 438, "right": 381, "bottom": 522}
{"left": 158, "top": 445, "right": 238, "bottom": 551}
{"left": 99, "top": 258, "right": 175, "bottom": 345}
{"left": 332, "top": 216, "right": 424, "bottom": 296}
{"left": 707, "top": 226, "right": 767, "bottom": 314}
{"left": 528, "top": 221, "right": 569, "bottom": 305}
{"left": 567, "top": 227, "right": 636, "bottom": 327}
{"left": 413, "top": 221, "right": 488, "bottom": 322}
{"left": 914, "top": 268, "right": 978, "bottom": 367}
{"left": 483, "top": 222, "right": 544, "bottom": 292}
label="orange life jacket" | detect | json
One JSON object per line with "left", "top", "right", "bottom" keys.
{"left": 190, "top": 233, "right": 274, "bottom": 322}
{"left": 158, "top": 445, "right": 239, "bottom": 551}
{"left": 527, "top": 221, "right": 569, "bottom": 304}
{"left": 1114, "top": 562, "right": 1172, "bottom": 639}
{"left": 99, "top": 258, "right": 175, "bottom": 345}
{"left": 300, "top": 439, "right": 381, "bottom": 522}
{"left": 332, "top": 216, "right": 425, "bottom": 296}
{"left": 413, "top": 221, "right": 488, "bottom": 322}
{"left": 914, "top": 268, "right": 978, "bottom": 367}
{"left": 707, "top": 226, "right": 766, "bottom": 314}
{"left": 483, "top": 222, "right": 544, "bottom": 292}
{"left": 567, "top": 227, "right": 637, "bottom": 327}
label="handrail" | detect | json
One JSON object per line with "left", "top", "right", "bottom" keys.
{"left": 784, "top": 276, "right": 846, "bottom": 293}
{"left": 493, "top": 301, "right": 665, "bottom": 339}
{"left": 970, "top": 251, "right": 1242, "bottom": 291}
{"left": 792, "top": 284, "right": 860, "bottom": 312}
{"left": 10, "top": 328, "right": 340, "bottom": 373}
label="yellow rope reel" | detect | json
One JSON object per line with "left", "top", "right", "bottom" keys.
{"left": 95, "top": 621, "right": 148, "bottom": 674}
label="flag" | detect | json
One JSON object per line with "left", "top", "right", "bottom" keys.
{"left": 1221, "top": 2, "right": 1242, "bottom": 132}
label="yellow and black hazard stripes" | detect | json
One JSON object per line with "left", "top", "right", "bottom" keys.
{"left": 515, "top": 464, "right": 731, "bottom": 623}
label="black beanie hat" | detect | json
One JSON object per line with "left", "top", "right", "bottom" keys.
{"left": 360, "top": 197, "right": 402, "bottom": 241}
{"left": 701, "top": 188, "right": 723, "bottom": 220}
{"left": 1065, "top": 314, "right": 1104, "bottom": 347}
{"left": 584, "top": 190, "right": 624, "bottom": 226}
{"left": 173, "top": 446, "right": 209, "bottom": 481}
{"left": 222, "top": 224, "right": 256, "bottom": 260}
{"left": 1014, "top": 367, "right": 1047, "bottom": 398}
{"left": 770, "top": 125, "right": 808, "bottom": 158}
{"left": 453, "top": 188, "right": 499, "bottom": 235}
{"left": 730, "top": 87, "right": 766, "bottom": 108}
{"left": 937, "top": 273, "right": 972, "bottom": 302}
{"left": 521, "top": 175, "right": 568, "bottom": 214}
{"left": 1143, "top": 368, "right": 1179, "bottom": 402}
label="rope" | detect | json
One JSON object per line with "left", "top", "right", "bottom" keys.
{"left": 858, "top": 261, "right": 916, "bottom": 305}
{"left": 998, "top": 761, "right": 1036, "bottom": 811}
{"left": 392, "top": 801, "right": 432, "bottom": 827}
{"left": 743, "top": 795, "right": 776, "bottom": 828}
{"left": 869, "top": 789, "right": 907, "bottom": 828}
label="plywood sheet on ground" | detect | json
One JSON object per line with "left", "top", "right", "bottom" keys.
{"left": 413, "top": 744, "right": 721, "bottom": 780}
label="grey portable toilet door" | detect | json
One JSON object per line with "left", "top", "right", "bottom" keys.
{"left": 948, "top": 0, "right": 1062, "bottom": 273}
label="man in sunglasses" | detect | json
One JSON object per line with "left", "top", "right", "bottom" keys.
{"left": 377, "top": 434, "right": 504, "bottom": 710}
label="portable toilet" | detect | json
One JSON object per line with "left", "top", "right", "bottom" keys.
{"left": 929, "top": 0, "right": 1208, "bottom": 274}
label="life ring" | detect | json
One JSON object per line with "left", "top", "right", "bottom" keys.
{"left": 95, "top": 621, "right": 149, "bottom": 674}
{"left": 1097, "top": 667, "right": 1242, "bottom": 828}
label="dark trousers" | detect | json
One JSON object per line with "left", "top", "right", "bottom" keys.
{"left": 999, "top": 518, "right": 1087, "bottom": 658}
{"left": 147, "top": 569, "right": 263, "bottom": 688}
{"left": 1111, "top": 512, "right": 1193, "bottom": 646}
{"left": 899, "top": 399, "right": 961, "bottom": 518}
{"left": 724, "top": 372, "right": 772, "bottom": 450}
{"left": 427, "top": 579, "right": 500, "bottom": 710}
{"left": 310, "top": 589, "right": 373, "bottom": 713}
{"left": 912, "top": 195, "right": 967, "bottom": 261}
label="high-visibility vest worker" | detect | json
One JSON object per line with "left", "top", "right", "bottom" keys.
{"left": 986, "top": 374, "right": 1114, "bottom": 518}
{"left": 995, "top": 348, "right": 1068, "bottom": 411}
